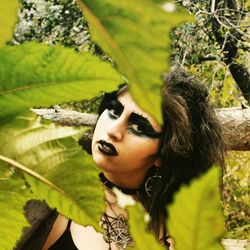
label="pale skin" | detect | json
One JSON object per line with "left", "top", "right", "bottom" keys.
{"left": 42, "top": 91, "right": 164, "bottom": 249}
{"left": 91, "top": 91, "right": 162, "bottom": 188}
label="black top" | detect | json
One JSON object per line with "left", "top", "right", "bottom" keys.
{"left": 48, "top": 219, "right": 78, "bottom": 250}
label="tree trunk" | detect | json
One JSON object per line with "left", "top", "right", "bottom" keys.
{"left": 228, "top": 63, "right": 250, "bottom": 104}
{"left": 32, "top": 107, "right": 250, "bottom": 151}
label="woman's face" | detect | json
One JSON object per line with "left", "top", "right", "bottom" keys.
{"left": 91, "top": 91, "right": 162, "bottom": 188}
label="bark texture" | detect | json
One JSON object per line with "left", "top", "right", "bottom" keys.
{"left": 32, "top": 108, "right": 97, "bottom": 126}
{"left": 32, "top": 107, "right": 250, "bottom": 151}
{"left": 215, "top": 107, "right": 250, "bottom": 151}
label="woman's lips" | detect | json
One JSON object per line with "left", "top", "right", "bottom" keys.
{"left": 97, "top": 140, "right": 118, "bottom": 156}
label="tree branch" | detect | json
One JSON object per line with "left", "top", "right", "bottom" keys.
{"left": 210, "top": 5, "right": 250, "bottom": 105}
{"left": 32, "top": 107, "right": 250, "bottom": 151}
{"left": 215, "top": 107, "right": 250, "bottom": 151}
{"left": 198, "top": 56, "right": 218, "bottom": 62}
{"left": 31, "top": 108, "right": 97, "bottom": 126}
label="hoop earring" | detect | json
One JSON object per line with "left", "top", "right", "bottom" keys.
{"left": 145, "top": 168, "right": 161, "bottom": 197}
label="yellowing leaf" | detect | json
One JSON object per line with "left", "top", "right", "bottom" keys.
{"left": 0, "top": 112, "right": 105, "bottom": 248}
{"left": 0, "top": 163, "right": 31, "bottom": 250}
{"left": 0, "top": 0, "right": 19, "bottom": 47}
{"left": 167, "top": 167, "right": 225, "bottom": 250}
{"left": 76, "top": 0, "right": 193, "bottom": 123}
{"left": 128, "top": 203, "right": 165, "bottom": 250}
{"left": 0, "top": 42, "right": 122, "bottom": 121}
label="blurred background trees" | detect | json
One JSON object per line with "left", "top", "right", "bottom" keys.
{"left": 12, "top": 0, "right": 90, "bottom": 50}
{"left": 11, "top": 0, "right": 250, "bottom": 240}
{"left": 172, "top": 0, "right": 250, "bottom": 107}
{"left": 12, "top": 0, "right": 250, "bottom": 108}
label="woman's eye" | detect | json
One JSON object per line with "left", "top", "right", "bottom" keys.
{"left": 107, "top": 108, "right": 120, "bottom": 119}
{"left": 129, "top": 124, "right": 145, "bottom": 134}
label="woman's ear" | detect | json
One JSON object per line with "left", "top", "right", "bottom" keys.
{"left": 153, "top": 157, "right": 161, "bottom": 167}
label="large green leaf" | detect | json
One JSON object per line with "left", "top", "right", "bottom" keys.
{"left": 0, "top": 0, "right": 19, "bottom": 47}
{"left": 0, "top": 42, "right": 122, "bottom": 122}
{"left": 128, "top": 203, "right": 165, "bottom": 250}
{"left": 167, "top": 167, "right": 225, "bottom": 250}
{"left": 0, "top": 30, "right": 120, "bottom": 250}
{"left": 0, "top": 163, "right": 32, "bottom": 250}
{"left": 76, "top": 0, "right": 192, "bottom": 123}
{"left": 0, "top": 111, "right": 105, "bottom": 249}
{"left": 113, "top": 189, "right": 164, "bottom": 249}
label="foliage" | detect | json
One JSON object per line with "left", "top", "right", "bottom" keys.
{"left": 223, "top": 151, "right": 250, "bottom": 239}
{"left": 11, "top": 0, "right": 250, "bottom": 108}
{"left": 76, "top": 0, "right": 193, "bottom": 124}
{"left": 167, "top": 167, "right": 225, "bottom": 250}
{"left": 12, "top": 0, "right": 91, "bottom": 52}
{"left": 208, "top": 68, "right": 243, "bottom": 108}
{"left": 0, "top": 13, "right": 121, "bottom": 248}
{"left": 171, "top": 0, "right": 250, "bottom": 237}
{"left": 0, "top": 164, "right": 32, "bottom": 249}
{"left": 11, "top": 0, "right": 112, "bottom": 112}
{"left": 171, "top": 0, "right": 250, "bottom": 106}
{"left": 127, "top": 203, "right": 165, "bottom": 250}
{"left": 0, "top": 1, "right": 228, "bottom": 249}
{"left": 0, "top": 42, "right": 121, "bottom": 121}
{"left": 12, "top": 0, "right": 193, "bottom": 123}
{"left": 0, "top": 0, "right": 19, "bottom": 47}
{"left": 0, "top": 112, "right": 106, "bottom": 249}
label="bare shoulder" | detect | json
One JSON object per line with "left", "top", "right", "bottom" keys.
{"left": 70, "top": 221, "right": 112, "bottom": 250}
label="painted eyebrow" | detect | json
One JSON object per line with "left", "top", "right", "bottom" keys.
{"left": 115, "top": 99, "right": 157, "bottom": 131}
{"left": 111, "top": 98, "right": 124, "bottom": 112}
{"left": 114, "top": 98, "right": 162, "bottom": 137}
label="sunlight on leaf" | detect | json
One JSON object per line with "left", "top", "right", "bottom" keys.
{"left": 76, "top": 0, "right": 193, "bottom": 123}
{"left": 0, "top": 0, "right": 19, "bottom": 47}
{"left": 0, "top": 162, "right": 32, "bottom": 250}
{"left": 0, "top": 112, "right": 105, "bottom": 247}
{"left": 167, "top": 167, "right": 225, "bottom": 250}
{"left": 127, "top": 203, "right": 165, "bottom": 250}
{"left": 0, "top": 42, "right": 122, "bottom": 122}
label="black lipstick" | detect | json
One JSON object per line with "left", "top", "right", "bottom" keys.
{"left": 98, "top": 140, "right": 118, "bottom": 156}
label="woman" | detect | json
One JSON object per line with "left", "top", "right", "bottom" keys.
{"left": 16, "top": 67, "right": 225, "bottom": 250}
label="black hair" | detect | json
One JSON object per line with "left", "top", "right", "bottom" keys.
{"left": 145, "top": 67, "right": 225, "bottom": 238}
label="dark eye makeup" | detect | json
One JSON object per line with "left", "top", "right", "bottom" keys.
{"left": 106, "top": 99, "right": 124, "bottom": 119}
{"left": 105, "top": 98, "right": 161, "bottom": 138}
{"left": 128, "top": 113, "right": 161, "bottom": 138}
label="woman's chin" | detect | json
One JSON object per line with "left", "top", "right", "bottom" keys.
{"left": 92, "top": 152, "right": 111, "bottom": 171}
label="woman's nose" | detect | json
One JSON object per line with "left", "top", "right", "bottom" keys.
{"left": 106, "top": 118, "right": 126, "bottom": 141}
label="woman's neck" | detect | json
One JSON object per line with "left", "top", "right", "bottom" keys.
{"left": 100, "top": 169, "right": 147, "bottom": 188}
{"left": 99, "top": 172, "right": 144, "bottom": 196}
